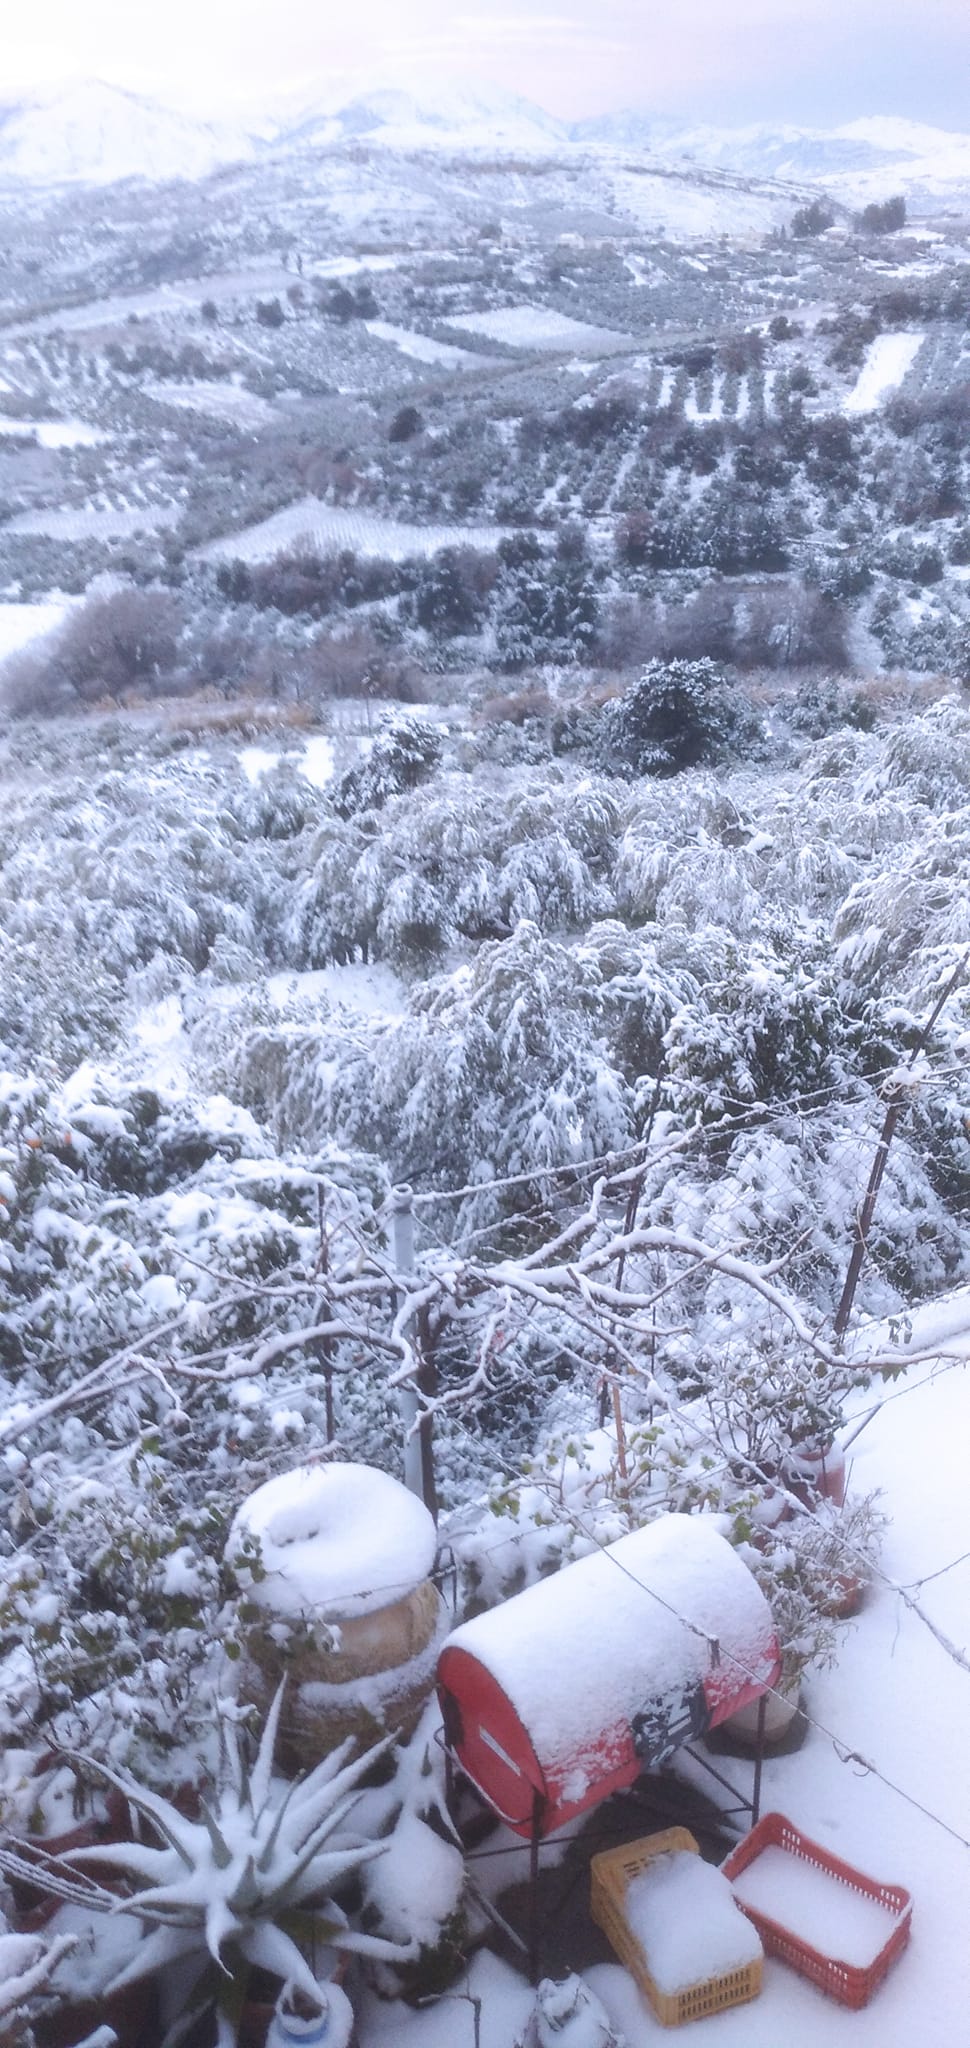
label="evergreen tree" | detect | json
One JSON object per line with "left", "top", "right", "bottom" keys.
{"left": 603, "top": 658, "right": 754, "bottom": 776}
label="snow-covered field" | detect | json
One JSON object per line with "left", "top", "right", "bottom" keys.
{"left": 3, "top": 265, "right": 297, "bottom": 337}
{"left": 264, "top": 963, "right": 407, "bottom": 1020}
{"left": 309, "top": 254, "right": 420, "bottom": 281}
{"left": 144, "top": 379, "right": 277, "bottom": 428}
{"left": 449, "top": 304, "right": 633, "bottom": 354}
{"left": 607, "top": 167, "right": 789, "bottom": 239}
{"left": 0, "top": 599, "right": 70, "bottom": 655}
{"left": 845, "top": 333, "right": 925, "bottom": 414}
{"left": 5, "top": 500, "right": 178, "bottom": 540}
{"left": 364, "top": 320, "right": 488, "bottom": 369}
{"left": 199, "top": 496, "right": 505, "bottom": 564}
{"left": 0, "top": 416, "right": 105, "bottom": 447}
{"left": 238, "top": 733, "right": 337, "bottom": 788}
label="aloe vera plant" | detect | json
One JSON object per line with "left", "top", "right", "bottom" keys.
{"left": 53, "top": 1683, "right": 412, "bottom": 2047}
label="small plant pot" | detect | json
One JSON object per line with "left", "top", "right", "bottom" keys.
{"left": 821, "top": 1568, "right": 867, "bottom": 1619}
{"left": 784, "top": 1441, "right": 847, "bottom": 1511}
{"left": 12, "top": 1789, "right": 136, "bottom": 1925}
{"left": 717, "top": 1676, "right": 804, "bottom": 1751}
{"left": 181, "top": 1963, "right": 354, "bottom": 2048}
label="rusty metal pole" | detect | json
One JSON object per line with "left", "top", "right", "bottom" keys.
{"left": 752, "top": 1695, "right": 767, "bottom": 1825}
{"left": 529, "top": 1789, "right": 543, "bottom": 1985}
{"left": 833, "top": 954, "right": 967, "bottom": 1345}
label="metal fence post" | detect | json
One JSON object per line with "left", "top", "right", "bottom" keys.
{"left": 391, "top": 1184, "right": 425, "bottom": 1502}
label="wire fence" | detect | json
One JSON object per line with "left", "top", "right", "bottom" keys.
{"left": 406, "top": 1056, "right": 970, "bottom": 1342}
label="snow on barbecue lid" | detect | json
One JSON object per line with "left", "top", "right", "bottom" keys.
{"left": 227, "top": 1462, "right": 437, "bottom": 1621}
{"left": 442, "top": 1514, "right": 776, "bottom": 1776}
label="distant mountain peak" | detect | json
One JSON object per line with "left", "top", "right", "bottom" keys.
{"left": 272, "top": 74, "right": 570, "bottom": 154}
{"left": 0, "top": 77, "right": 254, "bottom": 187}
{"left": 0, "top": 74, "right": 968, "bottom": 204}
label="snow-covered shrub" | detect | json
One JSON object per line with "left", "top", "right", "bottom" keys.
{"left": 734, "top": 1492, "right": 887, "bottom": 1683}
{"left": 287, "top": 814, "right": 377, "bottom": 967}
{"left": 601, "top": 659, "right": 760, "bottom": 778}
{"left": 233, "top": 760, "right": 318, "bottom": 841}
{"left": 833, "top": 825, "right": 970, "bottom": 998}
{"left": 332, "top": 715, "right": 443, "bottom": 819}
{"left": 0, "top": 1916, "right": 77, "bottom": 2048}
{"left": 291, "top": 775, "right": 619, "bottom": 971}
{"left": 868, "top": 697, "right": 970, "bottom": 810}
{"left": 663, "top": 956, "right": 853, "bottom": 1123}
{"left": 0, "top": 1062, "right": 397, "bottom": 1762}
{"left": 449, "top": 1433, "right": 632, "bottom": 1617}
{"left": 517, "top": 1975, "right": 624, "bottom": 2048}
{"left": 786, "top": 675, "right": 877, "bottom": 738}
{"left": 331, "top": 921, "right": 634, "bottom": 1219}
{"left": 0, "top": 741, "right": 290, "bottom": 1068}
{"left": 578, "top": 921, "right": 697, "bottom": 1091}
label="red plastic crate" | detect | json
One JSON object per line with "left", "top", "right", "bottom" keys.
{"left": 721, "top": 1811, "right": 912, "bottom": 2010}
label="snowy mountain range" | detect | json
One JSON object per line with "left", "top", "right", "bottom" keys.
{"left": 2, "top": 75, "right": 969, "bottom": 208}
{"left": 272, "top": 78, "right": 570, "bottom": 156}
{"left": 0, "top": 80, "right": 256, "bottom": 187}
{"left": 586, "top": 113, "right": 970, "bottom": 208}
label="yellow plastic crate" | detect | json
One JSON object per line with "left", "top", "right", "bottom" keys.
{"left": 590, "top": 1829, "right": 763, "bottom": 2028}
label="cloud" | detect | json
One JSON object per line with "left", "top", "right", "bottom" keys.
{"left": 0, "top": 0, "right": 967, "bottom": 127}
{"left": 457, "top": 15, "right": 625, "bottom": 49}
{"left": 392, "top": 16, "right": 626, "bottom": 57}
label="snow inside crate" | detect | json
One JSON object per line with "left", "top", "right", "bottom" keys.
{"left": 437, "top": 1514, "right": 779, "bottom": 1836}
{"left": 590, "top": 1830, "right": 764, "bottom": 2027}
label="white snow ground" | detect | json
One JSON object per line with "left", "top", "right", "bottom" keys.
{"left": 199, "top": 498, "right": 505, "bottom": 565}
{"left": 448, "top": 305, "right": 633, "bottom": 354}
{"left": 0, "top": 600, "right": 71, "bottom": 656}
{"left": 238, "top": 734, "right": 335, "bottom": 787}
{"left": 144, "top": 380, "right": 278, "bottom": 428}
{"left": 845, "top": 333, "right": 924, "bottom": 414}
{"left": 358, "top": 1296, "right": 970, "bottom": 2047}
{"left": 5, "top": 503, "right": 178, "bottom": 541}
{"left": 0, "top": 418, "right": 105, "bottom": 447}
{"left": 364, "top": 321, "right": 487, "bottom": 369}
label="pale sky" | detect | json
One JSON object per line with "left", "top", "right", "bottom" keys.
{"left": 1, "top": 0, "right": 968, "bottom": 128}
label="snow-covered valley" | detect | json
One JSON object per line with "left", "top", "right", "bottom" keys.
{"left": 0, "top": 81, "right": 969, "bottom": 2048}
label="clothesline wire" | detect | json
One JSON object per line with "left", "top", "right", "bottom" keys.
{"left": 221, "top": 1492, "right": 970, "bottom": 1853}
{"left": 401, "top": 1079, "right": 893, "bottom": 1213}
{"left": 555, "top": 1499, "right": 970, "bottom": 1856}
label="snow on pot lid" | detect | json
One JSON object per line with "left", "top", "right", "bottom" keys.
{"left": 227, "top": 1462, "right": 437, "bottom": 1622}
{"left": 438, "top": 1514, "right": 780, "bottom": 1834}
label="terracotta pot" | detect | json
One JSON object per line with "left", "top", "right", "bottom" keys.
{"left": 238, "top": 1578, "right": 445, "bottom": 1770}
{"left": 821, "top": 1568, "right": 867, "bottom": 1619}
{"left": 244, "top": 1579, "right": 441, "bottom": 1687}
{"left": 14, "top": 1790, "right": 134, "bottom": 1922}
{"left": 784, "top": 1441, "right": 847, "bottom": 1510}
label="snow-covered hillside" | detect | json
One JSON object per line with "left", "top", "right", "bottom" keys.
{"left": 273, "top": 77, "right": 571, "bottom": 155}
{"left": 0, "top": 79, "right": 254, "bottom": 187}
{"left": 582, "top": 112, "right": 970, "bottom": 210}
{"left": 2, "top": 74, "right": 970, "bottom": 214}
